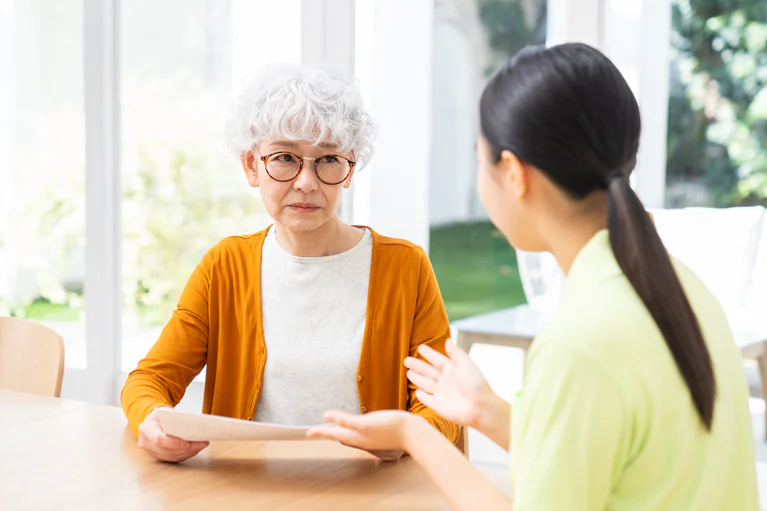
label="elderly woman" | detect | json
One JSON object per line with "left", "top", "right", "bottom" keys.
{"left": 121, "top": 64, "right": 459, "bottom": 462}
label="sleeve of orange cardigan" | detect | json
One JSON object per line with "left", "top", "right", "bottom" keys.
{"left": 407, "top": 246, "right": 461, "bottom": 445}
{"left": 120, "top": 245, "right": 216, "bottom": 437}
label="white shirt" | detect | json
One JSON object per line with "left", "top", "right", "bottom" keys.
{"left": 253, "top": 227, "right": 372, "bottom": 425}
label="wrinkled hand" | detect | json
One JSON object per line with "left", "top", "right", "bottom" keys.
{"left": 137, "top": 407, "right": 209, "bottom": 463}
{"left": 405, "top": 339, "right": 494, "bottom": 428}
{"left": 307, "top": 410, "right": 418, "bottom": 459}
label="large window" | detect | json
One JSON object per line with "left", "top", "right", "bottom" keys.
{"left": 666, "top": 0, "right": 767, "bottom": 208}
{"left": 119, "top": 0, "right": 301, "bottom": 370}
{"left": 0, "top": 0, "right": 629, "bottom": 404}
{"left": 428, "top": 0, "right": 547, "bottom": 320}
{"left": 0, "top": 1, "right": 87, "bottom": 367}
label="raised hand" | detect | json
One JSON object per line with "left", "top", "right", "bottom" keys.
{"left": 405, "top": 340, "right": 495, "bottom": 429}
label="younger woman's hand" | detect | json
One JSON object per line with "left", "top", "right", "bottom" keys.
{"left": 307, "top": 410, "right": 420, "bottom": 456}
{"left": 405, "top": 340, "right": 495, "bottom": 428}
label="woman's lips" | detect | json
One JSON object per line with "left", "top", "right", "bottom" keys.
{"left": 288, "top": 203, "right": 320, "bottom": 212}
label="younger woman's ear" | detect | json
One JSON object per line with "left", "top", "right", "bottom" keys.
{"left": 241, "top": 151, "right": 259, "bottom": 188}
{"left": 500, "top": 149, "right": 528, "bottom": 199}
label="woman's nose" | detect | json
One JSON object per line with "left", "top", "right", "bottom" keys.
{"left": 293, "top": 158, "right": 319, "bottom": 192}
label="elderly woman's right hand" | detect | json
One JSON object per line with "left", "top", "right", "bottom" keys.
{"left": 137, "top": 407, "right": 209, "bottom": 462}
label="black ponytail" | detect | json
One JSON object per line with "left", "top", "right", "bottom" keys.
{"left": 608, "top": 176, "right": 715, "bottom": 428}
{"left": 480, "top": 43, "right": 716, "bottom": 430}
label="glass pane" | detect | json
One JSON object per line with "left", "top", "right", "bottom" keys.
{"left": 120, "top": 0, "right": 301, "bottom": 371}
{"left": 666, "top": 1, "right": 767, "bottom": 208}
{"left": 428, "top": 0, "right": 547, "bottom": 321}
{"left": 0, "top": 0, "right": 86, "bottom": 368}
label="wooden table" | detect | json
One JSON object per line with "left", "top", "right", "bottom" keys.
{"left": 0, "top": 390, "right": 456, "bottom": 510}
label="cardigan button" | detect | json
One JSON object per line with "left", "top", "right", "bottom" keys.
{"left": 361, "top": 406, "right": 367, "bottom": 413}
{"left": 356, "top": 374, "right": 362, "bottom": 382}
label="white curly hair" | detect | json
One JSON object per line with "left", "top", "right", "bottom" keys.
{"left": 226, "top": 63, "right": 376, "bottom": 169}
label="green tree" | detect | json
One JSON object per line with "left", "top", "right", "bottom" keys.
{"left": 6, "top": 74, "right": 267, "bottom": 325}
{"left": 478, "top": 0, "right": 547, "bottom": 74}
{"left": 668, "top": 0, "right": 767, "bottom": 207}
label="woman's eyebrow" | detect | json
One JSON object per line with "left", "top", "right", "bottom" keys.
{"left": 268, "top": 140, "right": 300, "bottom": 148}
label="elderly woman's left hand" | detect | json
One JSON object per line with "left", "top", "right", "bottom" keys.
{"left": 307, "top": 410, "right": 422, "bottom": 461}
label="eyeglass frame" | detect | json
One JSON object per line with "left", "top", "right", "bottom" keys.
{"left": 259, "top": 151, "right": 357, "bottom": 186}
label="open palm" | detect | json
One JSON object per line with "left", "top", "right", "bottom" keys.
{"left": 405, "top": 340, "right": 494, "bottom": 427}
{"left": 307, "top": 410, "right": 413, "bottom": 454}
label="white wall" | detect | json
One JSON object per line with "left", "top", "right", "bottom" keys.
{"left": 0, "top": 1, "right": 14, "bottom": 305}
{"left": 603, "top": 0, "right": 670, "bottom": 207}
{"left": 352, "top": 0, "right": 434, "bottom": 250}
{"left": 547, "top": 0, "right": 602, "bottom": 47}
{"left": 429, "top": 0, "right": 489, "bottom": 227}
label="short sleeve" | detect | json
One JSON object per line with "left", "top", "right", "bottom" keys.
{"left": 511, "top": 344, "right": 629, "bottom": 511}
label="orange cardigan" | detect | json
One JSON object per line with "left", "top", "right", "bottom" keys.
{"left": 121, "top": 227, "right": 459, "bottom": 443}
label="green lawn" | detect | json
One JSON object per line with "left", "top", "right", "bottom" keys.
{"left": 23, "top": 299, "right": 168, "bottom": 327}
{"left": 25, "top": 298, "right": 82, "bottom": 321}
{"left": 429, "top": 221, "right": 526, "bottom": 321}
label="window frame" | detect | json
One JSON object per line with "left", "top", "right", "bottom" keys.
{"left": 64, "top": 0, "right": 673, "bottom": 404}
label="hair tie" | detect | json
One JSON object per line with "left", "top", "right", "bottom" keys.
{"left": 607, "top": 156, "right": 637, "bottom": 185}
{"left": 608, "top": 171, "right": 628, "bottom": 183}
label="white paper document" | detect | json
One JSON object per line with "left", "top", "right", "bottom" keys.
{"left": 154, "top": 408, "right": 322, "bottom": 442}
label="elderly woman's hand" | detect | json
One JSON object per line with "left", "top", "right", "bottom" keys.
{"left": 137, "top": 408, "right": 209, "bottom": 463}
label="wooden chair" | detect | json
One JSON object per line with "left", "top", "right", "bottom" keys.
{"left": 0, "top": 317, "right": 65, "bottom": 397}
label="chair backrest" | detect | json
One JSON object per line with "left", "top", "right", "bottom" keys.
{"left": 517, "top": 206, "right": 766, "bottom": 322}
{"left": 745, "top": 211, "right": 767, "bottom": 321}
{"left": 0, "top": 317, "right": 65, "bottom": 397}
{"left": 650, "top": 206, "right": 764, "bottom": 321}
{"left": 516, "top": 249, "right": 564, "bottom": 312}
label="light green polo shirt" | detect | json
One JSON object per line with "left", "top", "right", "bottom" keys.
{"left": 511, "top": 230, "right": 758, "bottom": 511}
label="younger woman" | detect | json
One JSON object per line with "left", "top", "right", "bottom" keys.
{"left": 308, "top": 43, "right": 758, "bottom": 510}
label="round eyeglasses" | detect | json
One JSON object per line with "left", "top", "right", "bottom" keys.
{"left": 260, "top": 152, "right": 356, "bottom": 185}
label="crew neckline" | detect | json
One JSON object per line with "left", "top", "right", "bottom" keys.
{"left": 265, "top": 226, "right": 372, "bottom": 264}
